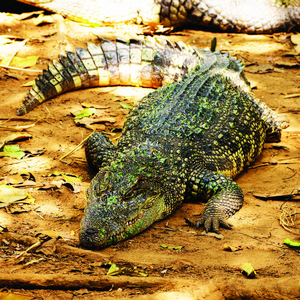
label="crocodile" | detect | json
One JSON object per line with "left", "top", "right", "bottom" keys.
{"left": 16, "top": 0, "right": 300, "bottom": 33}
{"left": 17, "top": 37, "right": 285, "bottom": 248}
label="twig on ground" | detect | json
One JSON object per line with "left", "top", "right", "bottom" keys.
{"left": 5, "top": 39, "right": 29, "bottom": 67}
{"left": 154, "top": 222, "right": 196, "bottom": 234}
{"left": 59, "top": 132, "right": 95, "bottom": 161}
{"left": 250, "top": 157, "right": 300, "bottom": 169}
{"left": 11, "top": 258, "right": 46, "bottom": 273}
{"left": 8, "top": 240, "right": 42, "bottom": 263}
{"left": 283, "top": 167, "right": 297, "bottom": 180}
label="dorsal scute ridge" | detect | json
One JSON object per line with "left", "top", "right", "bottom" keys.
{"left": 165, "top": 39, "right": 175, "bottom": 49}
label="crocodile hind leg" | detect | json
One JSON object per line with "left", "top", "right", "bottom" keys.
{"left": 85, "top": 132, "right": 117, "bottom": 169}
{"left": 249, "top": 97, "right": 289, "bottom": 143}
{"left": 264, "top": 112, "right": 290, "bottom": 143}
{"left": 189, "top": 170, "right": 244, "bottom": 233}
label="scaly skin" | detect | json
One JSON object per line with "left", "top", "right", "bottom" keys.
{"left": 17, "top": 0, "right": 300, "bottom": 33}
{"left": 17, "top": 38, "right": 285, "bottom": 248}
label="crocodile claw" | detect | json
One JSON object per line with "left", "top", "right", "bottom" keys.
{"left": 196, "top": 212, "right": 233, "bottom": 234}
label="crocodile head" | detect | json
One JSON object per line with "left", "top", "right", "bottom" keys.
{"left": 79, "top": 143, "right": 183, "bottom": 248}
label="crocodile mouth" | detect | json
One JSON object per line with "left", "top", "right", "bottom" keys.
{"left": 106, "top": 211, "right": 144, "bottom": 245}
{"left": 125, "top": 212, "right": 143, "bottom": 227}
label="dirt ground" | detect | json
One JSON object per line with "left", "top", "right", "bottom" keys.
{"left": 1, "top": 2, "right": 300, "bottom": 300}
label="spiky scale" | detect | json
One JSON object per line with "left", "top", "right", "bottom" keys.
{"left": 67, "top": 51, "right": 90, "bottom": 88}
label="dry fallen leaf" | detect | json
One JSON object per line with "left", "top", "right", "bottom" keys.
{"left": 0, "top": 133, "right": 32, "bottom": 149}
{"left": 0, "top": 173, "right": 24, "bottom": 185}
{"left": 74, "top": 196, "right": 86, "bottom": 209}
{"left": 36, "top": 238, "right": 57, "bottom": 255}
{"left": 0, "top": 185, "right": 27, "bottom": 207}
{"left": 291, "top": 33, "right": 300, "bottom": 53}
{"left": 61, "top": 174, "right": 82, "bottom": 183}
{"left": 38, "top": 230, "right": 62, "bottom": 239}
{"left": 7, "top": 203, "right": 32, "bottom": 214}
{"left": 18, "top": 10, "right": 44, "bottom": 21}
{"left": 21, "top": 80, "right": 35, "bottom": 87}
{"left": 1, "top": 56, "right": 39, "bottom": 68}
{"left": 0, "top": 292, "right": 34, "bottom": 300}
{"left": 74, "top": 118, "right": 106, "bottom": 130}
{"left": 33, "top": 14, "right": 54, "bottom": 26}
{"left": 223, "top": 243, "right": 243, "bottom": 252}
{"left": 0, "top": 36, "right": 14, "bottom": 45}
{"left": 245, "top": 64, "right": 273, "bottom": 74}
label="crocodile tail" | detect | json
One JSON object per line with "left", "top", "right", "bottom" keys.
{"left": 17, "top": 37, "right": 203, "bottom": 115}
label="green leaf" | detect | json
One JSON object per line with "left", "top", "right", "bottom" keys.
{"left": 168, "top": 246, "right": 183, "bottom": 250}
{"left": 107, "top": 264, "right": 120, "bottom": 276}
{"left": 61, "top": 174, "right": 82, "bottom": 183}
{"left": 120, "top": 103, "right": 133, "bottom": 109}
{"left": 74, "top": 107, "right": 96, "bottom": 119}
{"left": 0, "top": 145, "right": 25, "bottom": 159}
{"left": 160, "top": 244, "right": 183, "bottom": 250}
{"left": 241, "top": 262, "right": 256, "bottom": 278}
{"left": 284, "top": 238, "right": 300, "bottom": 248}
{"left": 134, "top": 271, "right": 148, "bottom": 277}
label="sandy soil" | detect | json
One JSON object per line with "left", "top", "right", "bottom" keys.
{"left": 0, "top": 3, "right": 300, "bottom": 299}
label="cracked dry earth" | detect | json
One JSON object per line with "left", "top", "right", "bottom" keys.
{"left": 0, "top": 2, "right": 300, "bottom": 300}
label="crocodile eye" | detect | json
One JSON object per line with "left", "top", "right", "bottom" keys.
{"left": 124, "top": 180, "right": 146, "bottom": 199}
{"left": 134, "top": 179, "right": 149, "bottom": 190}
{"left": 124, "top": 190, "right": 136, "bottom": 199}
{"left": 122, "top": 178, "right": 151, "bottom": 201}
{"left": 124, "top": 188, "right": 141, "bottom": 200}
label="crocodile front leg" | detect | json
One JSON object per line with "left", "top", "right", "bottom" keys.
{"left": 85, "top": 132, "right": 117, "bottom": 169}
{"left": 189, "top": 170, "right": 244, "bottom": 233}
